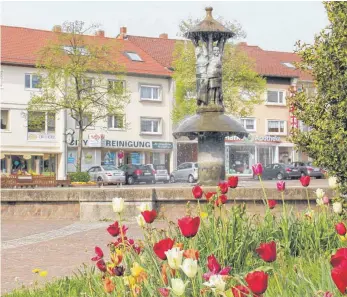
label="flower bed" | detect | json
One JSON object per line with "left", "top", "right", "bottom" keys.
{"left": 70, "top": 181, "right": 97, "bottom": 187}
{"left": 4, "top": 165, "right": 347, "bottom": 297}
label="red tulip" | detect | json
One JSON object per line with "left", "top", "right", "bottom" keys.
{"left": 331, "top": 248, "right": 347, "bottom": 268}
{"left": 158, "top": 288, "right": 170, "bottom": 297}
{"left": 219, "top": 181, "right": 229, "bottom": 194}
{"left": 153, "top": 238, "right": 175, "bottom": 260}
{"left": 205, "top": 192, "right": 217, "bottom": 202}
{"left": 96, "top": 259, "right": 107, "bottom": 272}
{"left": 107, "top": 221, "right": 128, "bottom": 237}
{"left": 300, "top": 175, "right": 311, "bottom": 187}
{"left": 215, "top": 194, "right": 228, "bottom": 206}
{"left": 228, "top": 176, "right": 239, "bottom": 188}
{"left": 141, "top": 209, "right": 157, "bottom": 224}
{"left": 276, "top": 181, "right": 285, "bottom": 192}
{"left": 207, "top": 254, "right": 221, "bottom": 273}
{"left": 178, "top": 216, "right": 200, "bottom": 238}
{"left": 231, "top": 285, "right": 250, "bottom": 297}
{"left": 91, "top": 246, "right": 104, "bottom": 261}
{"left": 245, "top": 271, "right": 268, "bottom": 295}
{"left": 335, "top": 222, "right": 347, "bottom": 236}
{"left": 252, "top": 163, "right": 263, "bottom": 176}
{"left": 192, "top": 185, "right": 203, "bottom": 199}
{"left": 268, "top": 200, "right": 277, "bottom": 209}
{"left": 331, "top": 260, "right": 347, "bottom": 294}
{"left": 256, "top": 241, "right": 277, "bottom": 262}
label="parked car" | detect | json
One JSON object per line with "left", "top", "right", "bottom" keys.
{"left": 291, "top": 161, "right": 325, "bottom": 179}
{"left": 170, "top": 162, "right": 198, "bottom": 183}
{"left": 146, "top": 164, "right": 170, "bottom": 183}
{"left": 87, "top": 165, "right": 125, "bottom": 185}
{"left": 119, "top": 164, "right": 155, "bottom": 185}
{"left": 256, "top": 163, "right": 301, "bottom": 180}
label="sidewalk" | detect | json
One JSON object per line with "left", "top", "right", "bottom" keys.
{"left": 1, "top": 219, "right": 142, "bottom": 294}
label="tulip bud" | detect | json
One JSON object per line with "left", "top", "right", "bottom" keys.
{"left": 180, "top": 258, "right": 198, "bottom": 278}
{"left": 171, "top": 278, "right": 187, "bottom": 296}
{"left": 316, "top": 198, "right": 324, "bottom": 206}
{"left": 315, "top": 188, "right": 325, "bottom": 199}
{"left": 328, "top": 176, "right": 338, "bottom": 189}
{"left": 112, "top": 197, "right": 124, "bottom": 213}
{"left": 333, "top": 202, "right": 343, "bottom": 214}
{"left": 323, "top": 196, "right": 330, "bottom": 205}
{"left": 165, "top": 247, "right": 184, "bottom": 270}
{"left": 335, "top": 222, "right": 347, "bottom": 236}
{"left": 136, "top": 214, "right": 146, "bottom": 227}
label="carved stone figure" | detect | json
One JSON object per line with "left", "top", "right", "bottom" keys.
{"left": 194, "top": 40, "right": 208, "bottom": 106}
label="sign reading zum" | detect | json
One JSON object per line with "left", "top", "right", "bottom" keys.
{"left": 152, "top": 141, "right": 173, "bottom": 150}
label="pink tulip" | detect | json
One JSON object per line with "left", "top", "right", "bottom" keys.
{"left": 252, "top": 163, "right": 263, "bottom": 176}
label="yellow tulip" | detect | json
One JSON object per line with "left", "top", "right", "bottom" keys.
{"left": 39, "top": 271, "right": 48, "bottom": 277}
{"left": 131, "top": 262, "right": 144, "bottom": 277}
{"left": 32, "top": 268, "right": 41, "bottom": 274}
{"left": 200, "top": 212, "right": 208, "bottom": 219}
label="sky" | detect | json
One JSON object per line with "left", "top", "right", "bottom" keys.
{"left": 1, "top": 1, "right": 329, "bottom": 52}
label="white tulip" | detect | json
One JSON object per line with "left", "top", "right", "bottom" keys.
{"left": 329, "top": 177, "right": 338, "bottom": 189}
{"left": 203, "top": 274, "right": 226, "bottom": 292}
{"left": 316, "top": 198, "right": 324, "bottom": 206}
{"left": 171, "top": 278, "right": 187, "bottom": 296}
{"left": 136, "top": 214, "right": 146, "bottom": 227}
{"left": 138, "top": 202, "right": 152, "bottom": 212}
{"left": 315, "top": 188, "right": 325, "bottom": 199}
{"left": 165, "top": 247, "right": 184, "bottom": 270}
{"left": 333, "top": 202, "right": 343, "bottom": 214}
{"left": 180, "top": 258, "right": 198, "bottom": 278}
{"left": 112, "top": 197, "right": 124, "bottom": 213}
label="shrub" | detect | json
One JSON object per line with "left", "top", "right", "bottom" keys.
{"left": 69, "top": 172, "right": 90, "bottom": 183}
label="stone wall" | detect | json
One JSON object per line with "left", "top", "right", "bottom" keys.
{"left": 1, "top": 187, "right": 332, "bottom": 221}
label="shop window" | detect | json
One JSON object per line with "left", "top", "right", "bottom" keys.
{"left": 25, "top": 73, "right": 41, "bottom": 89}
{"left": 28, "top": 111, "right": 55, "bottom": 134}
{"left": 108, "top": 80, "right": 125, "bottom": 94}
{"left": 228, "top": 145, "right": 255, "bottom": 175}
{"left": 267, "top": 120, "right": 286, "bottom": 135}
{"left": 108, "top": 114, "right": 125, "bottom": 129}
{"left": 153, "top": 152, "right": 161, "bottom": 165}
{"left": 240, "top": 118, "right": 256, "bottom": 132}
{"left": 266, "top": 90, "right": 285, "bottom": 105}
{"left": 140, "top": 117, "right": 161, "bottom": 134}
{"left": 140, "top": 85, "right": 161, "bottom": 101}
{"left": 1, "top": 110, "right": 9, "bottom": 130}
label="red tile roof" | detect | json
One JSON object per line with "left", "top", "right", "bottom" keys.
{"left": 1, "top": 26, "right": 172, "bottom": 77}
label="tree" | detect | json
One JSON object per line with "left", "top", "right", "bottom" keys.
{"left": 171, "top": 18, "right": 266, "bottom": 123}
{"left": 288, "top": 2, "right": 347, "bottom": 196}
{"left": 28, "top": 21, "right": 129, "bottom": 172}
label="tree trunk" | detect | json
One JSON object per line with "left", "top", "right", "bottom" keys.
{"left": 77, "top": 127, "right": 83, "bottom": 172}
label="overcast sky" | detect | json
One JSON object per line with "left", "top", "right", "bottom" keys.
{"left": 1, "top": 1, "right": 329, "bottom": 52}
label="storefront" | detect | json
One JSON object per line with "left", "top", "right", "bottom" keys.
{"left": 67, "top": 136, "right": 173, "bottom": 172}
{"left": 1, "top": 153, "right": 58, "bottom": 175}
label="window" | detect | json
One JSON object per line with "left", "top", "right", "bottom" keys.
{"left": 25, "top": 74, "right": 41, "bottom": 89}
{"left": 266, "top": 90, "right": 285, "bottom": 105}
{"left": 267, "top": 120, "right": 286, "bottom": 134}
{"left": 108, "top": 80, "right": 125, "bottom": 94}
{"left": 108, "top": 114, "right": 125, "bottom": 129}
{"left": 63, "top": 46, "right": 89, "bottom": 56}
{"left": 76, "top": 114, "right": 92, "bottom": 129}
{"left": 140, "top": 85, "right": 161, "bottom": 101}
{"left": 140, "top": 118, "right": 161, "bottom": 134}
{"left": 240, "top": 118, "right": 256, "bottom": 132}
{"left": 125, "top": 52, "right": 142, "bottom": 61}
{"left": 282, "top": 62, "right": 295, "bottom": 69}
{"left": 1, "top": 110, "right": 9, "bottom": 130}
{"left": 28, "top": 111, "right": 55, "bottom": 133}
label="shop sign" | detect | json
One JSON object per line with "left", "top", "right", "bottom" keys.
{"left": 225, "top": 135, "right": 281, "bottom": 143}
{"left": 27, "top": 132, "right": 56, "bottom": 141}
{"left": 105, "top": 140, "right": 151, "bottom": 149}
{"left": 152, "top": 141, "right": 173, "bottom": 150}
{"left": 88, "top": 134, "right": 105, "bottom": 147}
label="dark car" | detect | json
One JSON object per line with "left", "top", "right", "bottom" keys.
{"left": 291, "top": 161, "right": 325, "bottom": 179}
{"left": 118, "top": 164, "right": 155, "bottom": 185}
{"left": 259, "top": 163, "right": 302, "bottom": 180}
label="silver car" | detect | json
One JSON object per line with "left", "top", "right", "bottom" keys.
{"left": 87, "top": 165, "right": 125, "bottom": 185}
{"left": 146, "top": 164, "right": 170, "bottom": 183}
{"left": 170, "top": 162, "right": 198, "bottom": 183}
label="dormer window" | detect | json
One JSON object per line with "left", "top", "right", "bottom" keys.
{"left": 125, "top": 52, "right": 142, "bottom": 62}
{"left": 282, "top": 62, "right": 295, "bottom": 69}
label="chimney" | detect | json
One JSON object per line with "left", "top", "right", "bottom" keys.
{"left": 96, "top": 30, "right": 105, "bottom": 37}
{"left": 117, "top": 26, "right": 127, "bottom": 39}
{"left": 159, "top": 33, "right": 168, "bottom": 39}
{"left": 52, "top": 25, "right": 62, "bottom": 33}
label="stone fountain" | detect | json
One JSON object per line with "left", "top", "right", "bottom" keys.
{"left": 173, "top": 7, "right": 248, "bottom": 186}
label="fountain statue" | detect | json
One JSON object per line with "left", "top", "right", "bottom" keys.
{"left": 173, "top": 7, "right": 249, "bottom": 186}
